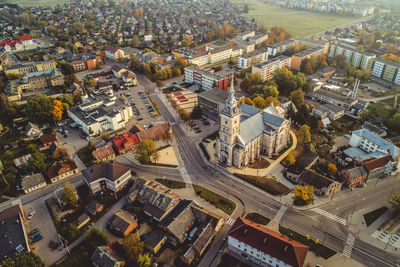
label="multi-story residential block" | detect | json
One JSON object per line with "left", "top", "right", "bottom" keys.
{"left": 68, "top": 53, "right": 102, "bottom": 72}
{"left": 5, "top": 60, "right": 56, "bottom": 76}
{"left": 370, "top": 58, "right": 400, "bottom": 85}
{"left": 237, "top": 50, "right": 268, "bottom": 69}
{"left": 329, "top": 44, "right": 375, "bottom": 70}
{"left": 22, "top": 69, "right": 64, "bottom": 90}
{"left": 227, "top": 217, "right": 309, "bottom": 267}
{"left": 267, "top": 39, "right": 295, "bottom": 57}
{"left": 184, "top": 65, "right": 235, "bottom": 91}
{"left": 215, "top": 82, "right": 291, "bottom": 168}
{"left": 291, "top": 47, "right": 324, "bottom": 71}
{"left": 67, "top": 91, "right": 133, "bottom": 136}
{"left": 190, "top": 46, "right": 242, "bottom": 66}
{"left": 251, "top": 55, "right": 291, "bottom": 81}
{"left": 311, "top": 103, "right": 345, "bottom": 121}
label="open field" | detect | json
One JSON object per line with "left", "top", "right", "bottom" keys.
{"left": 231, "top": 0, "right": 361, "bottom": 37}
{"left": 5, "top": 0, "right": 70, "bottom": 7}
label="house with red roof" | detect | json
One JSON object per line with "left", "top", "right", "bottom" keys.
{"left": 0, "top": 39, "right": 23, "bottom": 52}
{"left": 48, "top": 159, "right": 78, "bottom": 183}
{"left": 112, "top": 133, "right": 140, "bottom": 155}
{"left": 19, "top": 35, "right": 33, "bottom": 46}
{"left": 227, "top": 217, "right": 309, "bottom": 267}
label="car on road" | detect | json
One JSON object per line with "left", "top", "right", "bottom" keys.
{"left": 202, "top": 121, "right": 210, "bottom": 126}
{"left": 344, "top": 134, "right": 351, "bottom": 138}
{"left": 137, "top": 116, "right": 143, "bottom": 121}
{"left": 28, "top": 211, "right": 36, "bottom": 220}
{"left": 192, "top": 125, "right": 199, "bottom": 130}
{"left": 195, "top": 129, "right": 202, "bottom": 133}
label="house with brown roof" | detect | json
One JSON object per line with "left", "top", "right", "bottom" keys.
{"left": 144, "top": 228, "right": 168, "bottom": 254}
{"left": 48, "top": 159, "right": 78, "bottom": 183}
{"left": 227, "top": 217, "right": 309, "bottom": 267}
{"left": 137, "top": 122, "right": 171, "bottom": 142}
{"left": 21, "top": 173, "right": 46, "bottom": 194}
{"left": 121, "top": 70, "right": 137, "bottom": 86}
{"left": 91, "top": 246, "right": 125, "bottom": 267}
{"left": 82, "top": 162, "right": 134, "bottom": 194}
{"left": 92, "top": 145, "right": 116, "bottom": 163}
{"left": 85, "top": 201, "right": 104, "bottom": 216}
{"left": 297, "top": 169, "right": 342, "bottom": 197}
{"left": 40, "top": 133, "right": 58, "bottom": 150}
{"left": 363, "top": 155, "right": 396, "bottom": 180}
{"left": 107, "top": 210, "right": 138, "bottom": 237}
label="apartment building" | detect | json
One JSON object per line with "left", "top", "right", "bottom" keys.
{"left": 291, "top": 47, "right": 324, "bottom": 71}
{"left": 294, "top": 37, "right": 330, "bottom": 54}
{"left": 267, "top": 39, "right": 295, "bottom": 57}
{"left": 329, "top": 44, "right": 375, "bottom": 70}
{"left": 68, "top": 53, "right": 102, "bottom": 72}
{"left": 190, "top": 46, "right": 242, "bottom": 67}
{"left": 227, "top": 217, "right": 309, "bottom": 267}
{"left": 370, "top": 58, "right": 400, "bottom": 85}
{"left": 251, "top": 55, "right": 291, "bottom": 81}
{"left": 5, "top": 60, "right": 56, "bottom": 76}
{"left": 237, "top": 50, "right": 268, "bottom": 69}
{"left": 105, "top": 46, "right": 124, "bottom": 60}
{"left": 184, "top": 65, "right": 235, "bottom": 91}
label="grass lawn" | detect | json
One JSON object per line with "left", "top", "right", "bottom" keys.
{"left": 248, "top": 157, "right": 270, "bottom": 169}
{"left": 279, "top": 225, "right": 337, "bottom": 259}
{"left": 155, "top": 178, "right": 186, "bottom": 189}
{"left": 56, "top": 239, "right": 92, "bottom": 267}
{"left": 77, "top": 145, "right": 94, "bottom": 167}
{"left": 193, "top": 185, "right": 236, "bottom": 215}
{"left": 234, "top": 174, "right": 291, "bottom": 196}
{"left": 163, "top": 86, "right": 182, "bottom": 94}
{"left": 363, "top": 207, "right": 388, "bottom": 227}
{"left": 231, "top": 0, "right": 361, "bottom": 37}
{"left": 6, "top": 0, "right": 70, "bottom": 6}
{"left": 245, "top": 213, "right": 271, "bottom": 225}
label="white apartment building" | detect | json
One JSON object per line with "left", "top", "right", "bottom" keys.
{"left": 251, "top": 55, "right": 291, "bottom": 81}
{"left": 67, "top": 90, "right": 133, "bottom": 136}
{"left": 371, "top": 60, "right": 385, "bottom": 78}
{"left": 191, "top": 52, "right": 209, "bottom": 66}
{"left": 329, "top": 44, "right": 375, "bottom": 70}
{"left": 267, "top": 39, "right": 295, "bottom": 57}
{"left": 237, "top": 50, "right": 268, "bottom": 69}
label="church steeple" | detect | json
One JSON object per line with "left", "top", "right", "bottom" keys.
{"left": 221, "top": 78, "right": 239, "bottom": 118}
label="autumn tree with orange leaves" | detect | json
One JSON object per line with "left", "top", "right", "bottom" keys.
{"left": 51, "top": 100, "right": 68, "bottom": 122}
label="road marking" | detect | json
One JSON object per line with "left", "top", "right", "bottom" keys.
{"left": 226, "top": 217, "right": 235, "bottom": 225}
{"left": 343, "top": 233, "right": 356, "bottom": 258}
{"left": 273, "top": 205, "right": 288, "bottom": 223}
{"left": 311, "top": 208, "right": 347, "bottom": 225}
{"left": 179, "top": 167, "right": 192, "bottom": 184}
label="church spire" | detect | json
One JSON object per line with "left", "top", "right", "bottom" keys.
{"left": 221, "top": 77, "right": 239, "bottom": 117}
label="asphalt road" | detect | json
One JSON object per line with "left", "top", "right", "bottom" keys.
{"left": 151, "top": 90, "right": 400, "bottom": 267}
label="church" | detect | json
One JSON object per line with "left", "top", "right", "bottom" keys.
{"left": 215, "top": 81, "right": 291, "bottom": 169}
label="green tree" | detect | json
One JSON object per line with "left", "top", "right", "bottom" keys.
{"left": 263, "top": 85, "right": 279, "bottom": 98}
{"left": 289, "top": 88, "right": 304, "bottom": 108}
{"left": 25, "top": 94, "right": 53, "bottom": 125}
{"left": 28, "top": 152, "right": 46, "bottom": 173}
{"left": 63, "top": 182, "right": 78, "bottom": 207}
{"left": 122, "top": 233, "right": 144, "bottom": 261}
{"left": 26, "top": 144, "right": 39, "bottom": 154}
{"left": 297, "top": 124, "right": 311, "bottom": 144}
{"left": 86, "top": 228, "right": 108, "bottom": 249}
{"left": 137, "top": 254, "right": 152, "bottom": 267}
{"left": 135, "top": 140, "right": 157, "bottom": 164}
{"left": 1, "top": 252, "right": 44, "bottom": 267}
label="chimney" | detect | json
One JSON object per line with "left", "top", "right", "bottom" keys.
{"left": 243, "top": 228, "right": 248, "bottom": 235}
{"left": 263, "top": 236, "right": 268, "bottom": 244}
{"left": 283, "top": 245, "right": 288, "bottom": 252}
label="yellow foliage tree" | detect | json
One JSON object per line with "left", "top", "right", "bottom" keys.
{"left": 292, "top": 185, "right": 314, "bottom": 205}
{"left": 285, "top": 150, "right": 296, "bottom": 165}
{"left": 327, "top": 163, "right": 337, "bottom": 175}
{"left": 51, "top": 100, "right": 64, "bottom": 122}
{"left": 264, "top": 96, "right": 280, "bottom": 107}
{"left": 253, "top": 96, "right": 265, "bottom": 109}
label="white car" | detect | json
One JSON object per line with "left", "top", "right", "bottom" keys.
{"left": 28, "top": 211, "right": 36, "bottom": 220}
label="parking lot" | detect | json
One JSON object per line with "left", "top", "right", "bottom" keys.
{"left": 23, "top": 200, "right": 66, "bottom": 266}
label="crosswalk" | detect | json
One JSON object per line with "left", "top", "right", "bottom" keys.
{"left": 226, "top": 217, "right": 235, "bottom": 225}
{"left": 343, "top": 233, "right": 356, "bottom": 258}
{"left": 179, "top": 167, "right": 192, "bottom": 184}
{"left": 311, "top": 208, "right": 347, "bottom": 225}
{"left": 273, "top": 205, "right": 288, "bottom": 223}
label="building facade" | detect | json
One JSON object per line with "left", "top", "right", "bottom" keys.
{"left": 291, "top": 47, "right": 324, "bottom": 71}
{"left": 329, "top": 44, "right": 375, "bottom": 70}
{"left": 184, "top": 65, "right": 235, "bottom": 91}
{"left": 251, "top": 56, "right": 291, "bottom": 81}
{"left": 237, "top": 50, "right": 268, "bottom": 69}
{"left": 215, "top": 81, "right": 290, "bottom": 168}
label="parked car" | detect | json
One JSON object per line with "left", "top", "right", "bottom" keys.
{"left": 137, "top": 116, "right": 143, "bottom": 121}
{"left": 32, "top": 235, "right": 43, "bottom": 243}
{"left": 29, "top": 228, "right": 40, "bottom": 236}
{"left": 195, "top": 129, "right": 202, "bottom": 133}
{"left": 28, "top": 211, "right": 36, "bottom": 220}
{"left": 192, "top": 125, "right": 199, "bottom": 130}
